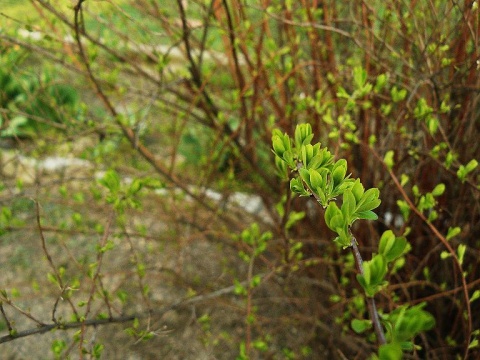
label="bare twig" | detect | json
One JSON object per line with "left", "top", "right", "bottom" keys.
{"left": 0, "top": 303, "right": 15, "bottom": 335}
{"left": 35, "top": 198, "right": 80, "bottom": 319}
{"left": 78, "top": 209, "right": 115, "bottom": 350}
{"left": 0, "top": 273, "right": 267, "bottom": 344}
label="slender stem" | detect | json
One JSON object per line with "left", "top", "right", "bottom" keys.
{"left": 0, "top": 273, "right": 265, "bottom": 344}
{"left": 350, "top": 238, "right": 386, "bottom": 345}
{"left": 245, "top": 254, "right": 255, "bottom": 356}
{"left": 294, "top": 161, "right": 387, "bottom": 345}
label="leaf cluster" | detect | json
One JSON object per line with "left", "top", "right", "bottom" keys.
{"left": 0, "top": 47, "right": 81, "bottom": 137}
{"left": 272, "top": 124, "right": 381, "bottom": 247}
{"left": 356, "top": 231, "right": 408, "bottom": 297}
{"left": 97, "top": 169, "right": 164, "bottom": 212}
{"left": 236, "top": 223, "right": 272, "bottom": 262}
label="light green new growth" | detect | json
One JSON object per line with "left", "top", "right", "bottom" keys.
{"left": 272, "top": 124, "right": 435, "bottom": 359}
{"left": 272, "top": 123, "right": 381, "bottom": 247}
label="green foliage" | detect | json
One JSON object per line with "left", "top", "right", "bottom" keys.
{"left": 51, "top": 339, "right": 67, "bottom": 359}
{"left": 376, "top": 342, "right": 402, "bottom": 360}
{"left": 273, "top": 125, "right": 433, "bottom": 358}
{"left": 273, "top": 124, "right": 380, "bottom": 247}
{"left": 124, "top": 318, "right": 154, "bottom": 342}
{"left": 457, "top": 159, "right": 478, "bottom": 183}
{"left": 337, "top": 66, "right": 373, "bottom": 110}
{"left": 0, "top": 47, "right": 80, "bottom": 137}
{"left": 378, "top": 231, "right": 408, "bottom": 263}
{"left": 352, "top": 318, "right": 372, "bottom": 334}
{"left": 382, "top": 303, "right": 435, "bottom": 348}
{"left": 356, "top": 254, "right": 388, "bottom": 297}
{"left": 97, "top": 169, "right": 164, "bottom": 212}
{"left": 236, "top": 223, "right": 272, "bottom": 262}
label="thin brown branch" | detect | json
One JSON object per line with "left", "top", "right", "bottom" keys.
{"left": 78, "top": 209, "right": 116, "bottom": 348}
{"left": 0, "top": 273, "right": 268, "bottom": 344}
{"left": 35, "top": 198, "right": 79, "bottom": 319}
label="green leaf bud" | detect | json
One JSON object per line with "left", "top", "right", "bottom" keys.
{"left": 332, "top": 159, "right": 348, "bottom": 187}
{"left": 272, "top": 135, "right": 286, "bottom": 157}
{"left": 301, "top": 144, "right": 312, "bottom": 165}
{"left": 325, "top": 202, "right": 344, "bottom": 231}
{"left": 309, "top": 169, "right": 323, "bottom": 191}
{"left": 378, "top": 230, "right": 396, "bottom": 255}
{"left": 295, "top": 123, "right": 313, "bottom": 148}
{"left": 351, "top": 319, "right": 372, "bottom": 334}
{"left": 351, "top": 179, "right": 365, "bottom": 203}
{"left": 431, "top": 183, "right": 445, "bottom": 197}
{"left": 342, "top": 189, "right": 356, "bottom": 223}
{"left": 384, "top": 150, "right": 395, "bottom": 170}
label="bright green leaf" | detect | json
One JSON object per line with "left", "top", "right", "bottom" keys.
{"left": 379, "top": 231, "right": 408, "bottom": 262}
{"left": 332, "top": 159, "right": 347, "bottom": 186}
{"left": 356, "top": 188, "right": 381, "bottom": 213}
{"left": 391, "top": 86, "right": 407, "bottom": 103}
{"left": 465, "top": 159, "right": 478, "bottom": 173}
{"left": 470, "top": 290, "right": 480, "bottom": 303}
{"left": 384, "top": 150, "right": 395, "bottom": 170}
{"left": 396, "top": 200, "right": 411, "bottom": 220}
{"left": 431, "top": 183, "right": 445, "bottom": 197}
{"left": 98, "top": 169, "right": 121, "bottom": 192}
{"left": 353, "top": 66, "right": 367, "bottom": 88}
{"left": 440, "top": 251, "right": 451, "bottom": 260}
{"left": 378, "top": 342, "right": 403, "bottom": 360}
{"left": 325, "top": 202, "right": 342, "bottom": 230}
{"left": 374, "top": 73, "right": 388, "bottom": 93}
{"left": 378, "top": 230, "right": 395, "bottom": 255}
{"left": 446, "top": 226, "right": 461, "bottom": 240}
{"left": 285, "top": 211, "right": 305, "bottom": 230}
{"left": 272, "top": 135, "right": 286, "bottom": 157}
{"left": 309, "top": 169, "right": 323, "bottom": 190}
{"left": 457, "top": 159, "right": 478, "bottom": 182}
{"left": 351, "top": 319, "right": 372, "bottom": 334}
{"left": 457, "top": 244, "right": 466, "bottom": 265}
{"left": 369, "top": 254, "right": 388, "bottom": 285}
{"left": 342, "top": 189, "right": 356, "bottom": 221}
{"left": 351, "top": 179, "right": 365, "bottom": 202}
{"left": 356, "top": 210, "right": 379, "bottom": 221}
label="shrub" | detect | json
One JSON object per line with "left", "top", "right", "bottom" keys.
{"left": 0, "top": 1, "right": 478, "bottom": 358}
